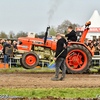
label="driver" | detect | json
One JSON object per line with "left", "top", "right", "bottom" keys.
{"left": 61, "top": 26, "right": 77, "bottom": 41}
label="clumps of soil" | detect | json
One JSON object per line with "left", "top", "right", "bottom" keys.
{"left": 0, "top": 97, "right": 99, "bottom": 100}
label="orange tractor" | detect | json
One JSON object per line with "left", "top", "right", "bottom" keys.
{"left": 16, "top": 21, "right": 93, "bottom": 74}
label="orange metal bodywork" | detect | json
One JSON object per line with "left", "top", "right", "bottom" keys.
{"left": 17, "top": 21, "right": 93, "bottom": 57}
{"left": 17, "top": 37, "right": 57, "bottom": 51}
{"left": 68, "top": 41, "right": 94, "bottom": 56}
{"left": 17, "top": 36, "right": 93, "bottom": 57}
{"left": 80, "top": 29, "right": 88, "bottom": 43}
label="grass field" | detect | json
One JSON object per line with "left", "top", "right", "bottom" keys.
{"left": 0, "top": 66, "right": 99, "bottom": 72}
{"left": 0, "top": 67, "right": 55, "bottom": 72}
{"left": 0, "top": 88, "right": 99, "bottom": 98}
{"left": 0, "top": 67, "right": 100, "bottom": 98}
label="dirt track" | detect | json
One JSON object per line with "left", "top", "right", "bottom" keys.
{"left": 0, "top": 71, "right": 100, "bottom": 89}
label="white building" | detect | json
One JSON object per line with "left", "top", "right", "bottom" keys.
{"left": 76, "top": 10, "right": 100, "bottom": 40}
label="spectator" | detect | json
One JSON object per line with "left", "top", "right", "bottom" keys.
{"left": 88, "top": 43, "right": 95, "bottom": 53}
{"left": 86, "top": 39, "right": 89, "bottom": 46}
{"left": 0, "top": 43, "right": 3, "bottom": 57}
{"left": 93, "top": 40, "right": 97, "bottom": 47}
{"left": 88, "top": 42, "right": 95, "bottom": 66}
{"left": 1, "top": 39, "right": 7, "bottom": 47}
{"left": 96, "top": 39, "right": 99, "bottom": 46}
{"left": 1, "top": 39, "right": 3, "bottom": 46}
{"left": 0, "top": 43, "right": 3, "bottom": 51}
{"left": 89, "top": 40, "right": 91, "bottom": 43}
{"left": 0, "top": 39, "right": 2, "bottom": 43}
{"left": 94, "top": 43, "right": 100, "bottom": 66}
{"left": 3, "top": 40, "right": 11, "bottom": 63}
{"left": 6, "top": 40, "right": 8, "bottom": 44}
{"left": 13, "top": 41, "right": 17, "bottom": 50}
{"left": 95, "top": 44, "right": 100, "bottom": 55}
{"left": 8, "top": 40, "right": 11, "bottom": 45}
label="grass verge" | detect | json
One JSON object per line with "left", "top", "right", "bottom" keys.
{"left": 0, "top": 67, "right": 55, "bottom": 72}
{"left": 0, "top": 88, "right": 100, "bottom": 98}
{"left": 0, "top": 67, "right": 99, "bottom": 73}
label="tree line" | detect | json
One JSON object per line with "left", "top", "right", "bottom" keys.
{"left": 38, "top": 20, "right": 81, "bottom": 38}
{"left": 0, "top": 20, "right": 81, "bottom": 39}
{"left": 0, "top": 31, "right": 28, "bottom": 39}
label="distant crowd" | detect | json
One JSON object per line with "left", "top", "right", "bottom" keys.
{"left": 84, "top": 39, "right": 100, "bottom": 55}
{"left": 0, "top": 39, "right": 17, "bottom": 52}
{"left": 0, "top": 39, "right": 17, "bottom": 63}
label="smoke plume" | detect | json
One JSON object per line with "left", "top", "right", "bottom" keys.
{"left": 48, "top": 0, "right": 64, "bottom": 25}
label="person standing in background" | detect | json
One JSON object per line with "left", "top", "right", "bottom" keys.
{"left": 0, "top": 43, "right": 3, "bottom": 57}
{"left": 1, "top": 39, "right": 7, "bottom": 47}
{"left": 3, "top": 40, "right": 11, "bottom": 63}
{"left": 13, "top": 41, "right": 17, "bottom": 50}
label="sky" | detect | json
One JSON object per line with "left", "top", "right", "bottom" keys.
{"left": 0, "top": 0, "right": 100, "bottom": 35}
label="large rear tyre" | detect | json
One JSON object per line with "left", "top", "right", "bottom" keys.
{"left": 66, "top": 44, "right": 92, "bottom": 74}
{"left": 21, "top": 51, "right": 39, "bottom": 69}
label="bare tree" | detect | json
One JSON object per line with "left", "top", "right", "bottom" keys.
{"left": 49, "top": 26, "right": 56, "bottom": 36}
{"left": 0, "top": 31, "right": 8, "bottom": 38}
{"left": 15, "top": 31, "right": 28, "bottom": 38}
{"left": 9, "top": 31, "right": 15, "bottom": 39}
{"left": 35, "top": 33, "right": 38, "bottom": 38}
{"left": 57, "top": 20, "right": 72, "bottom": 34}
{"left": 38, "top": 31, "right": 45, "bottom": 38}
{"left": 57, "top": 20, "right": 81, "bottom": 34}
{"left": 72, "top": 23, "right": 81, "bottom": 30}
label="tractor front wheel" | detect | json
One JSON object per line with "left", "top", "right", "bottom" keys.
{"left": 21, "top": 51, "right": 39, "bottom": 69}
{"left": 66, "top": 44, "right": 92, "bottom": 74}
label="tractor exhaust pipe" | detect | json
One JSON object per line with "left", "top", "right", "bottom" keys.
{"left": 44, "top": 26, "right": 50, "bottom": 46}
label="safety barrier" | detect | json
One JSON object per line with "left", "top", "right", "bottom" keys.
{"left": 92, "top": 55, "right": 100, "bottom": 66}
{"left": 0, "top": 55, "right": 100, "bottom": 68}
{"left": 0, "top": 57, "right": 20, "bottom": 68}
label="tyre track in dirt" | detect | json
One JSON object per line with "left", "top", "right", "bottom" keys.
{"left": 0, "top": 71, "right": 100, "bottom": 88}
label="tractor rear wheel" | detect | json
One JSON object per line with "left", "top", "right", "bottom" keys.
{"left": 66, "top": 44, "right": 92, "bottom": 74}
{"left": 21, "top": 51, "right": 39, "bottom": 69}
